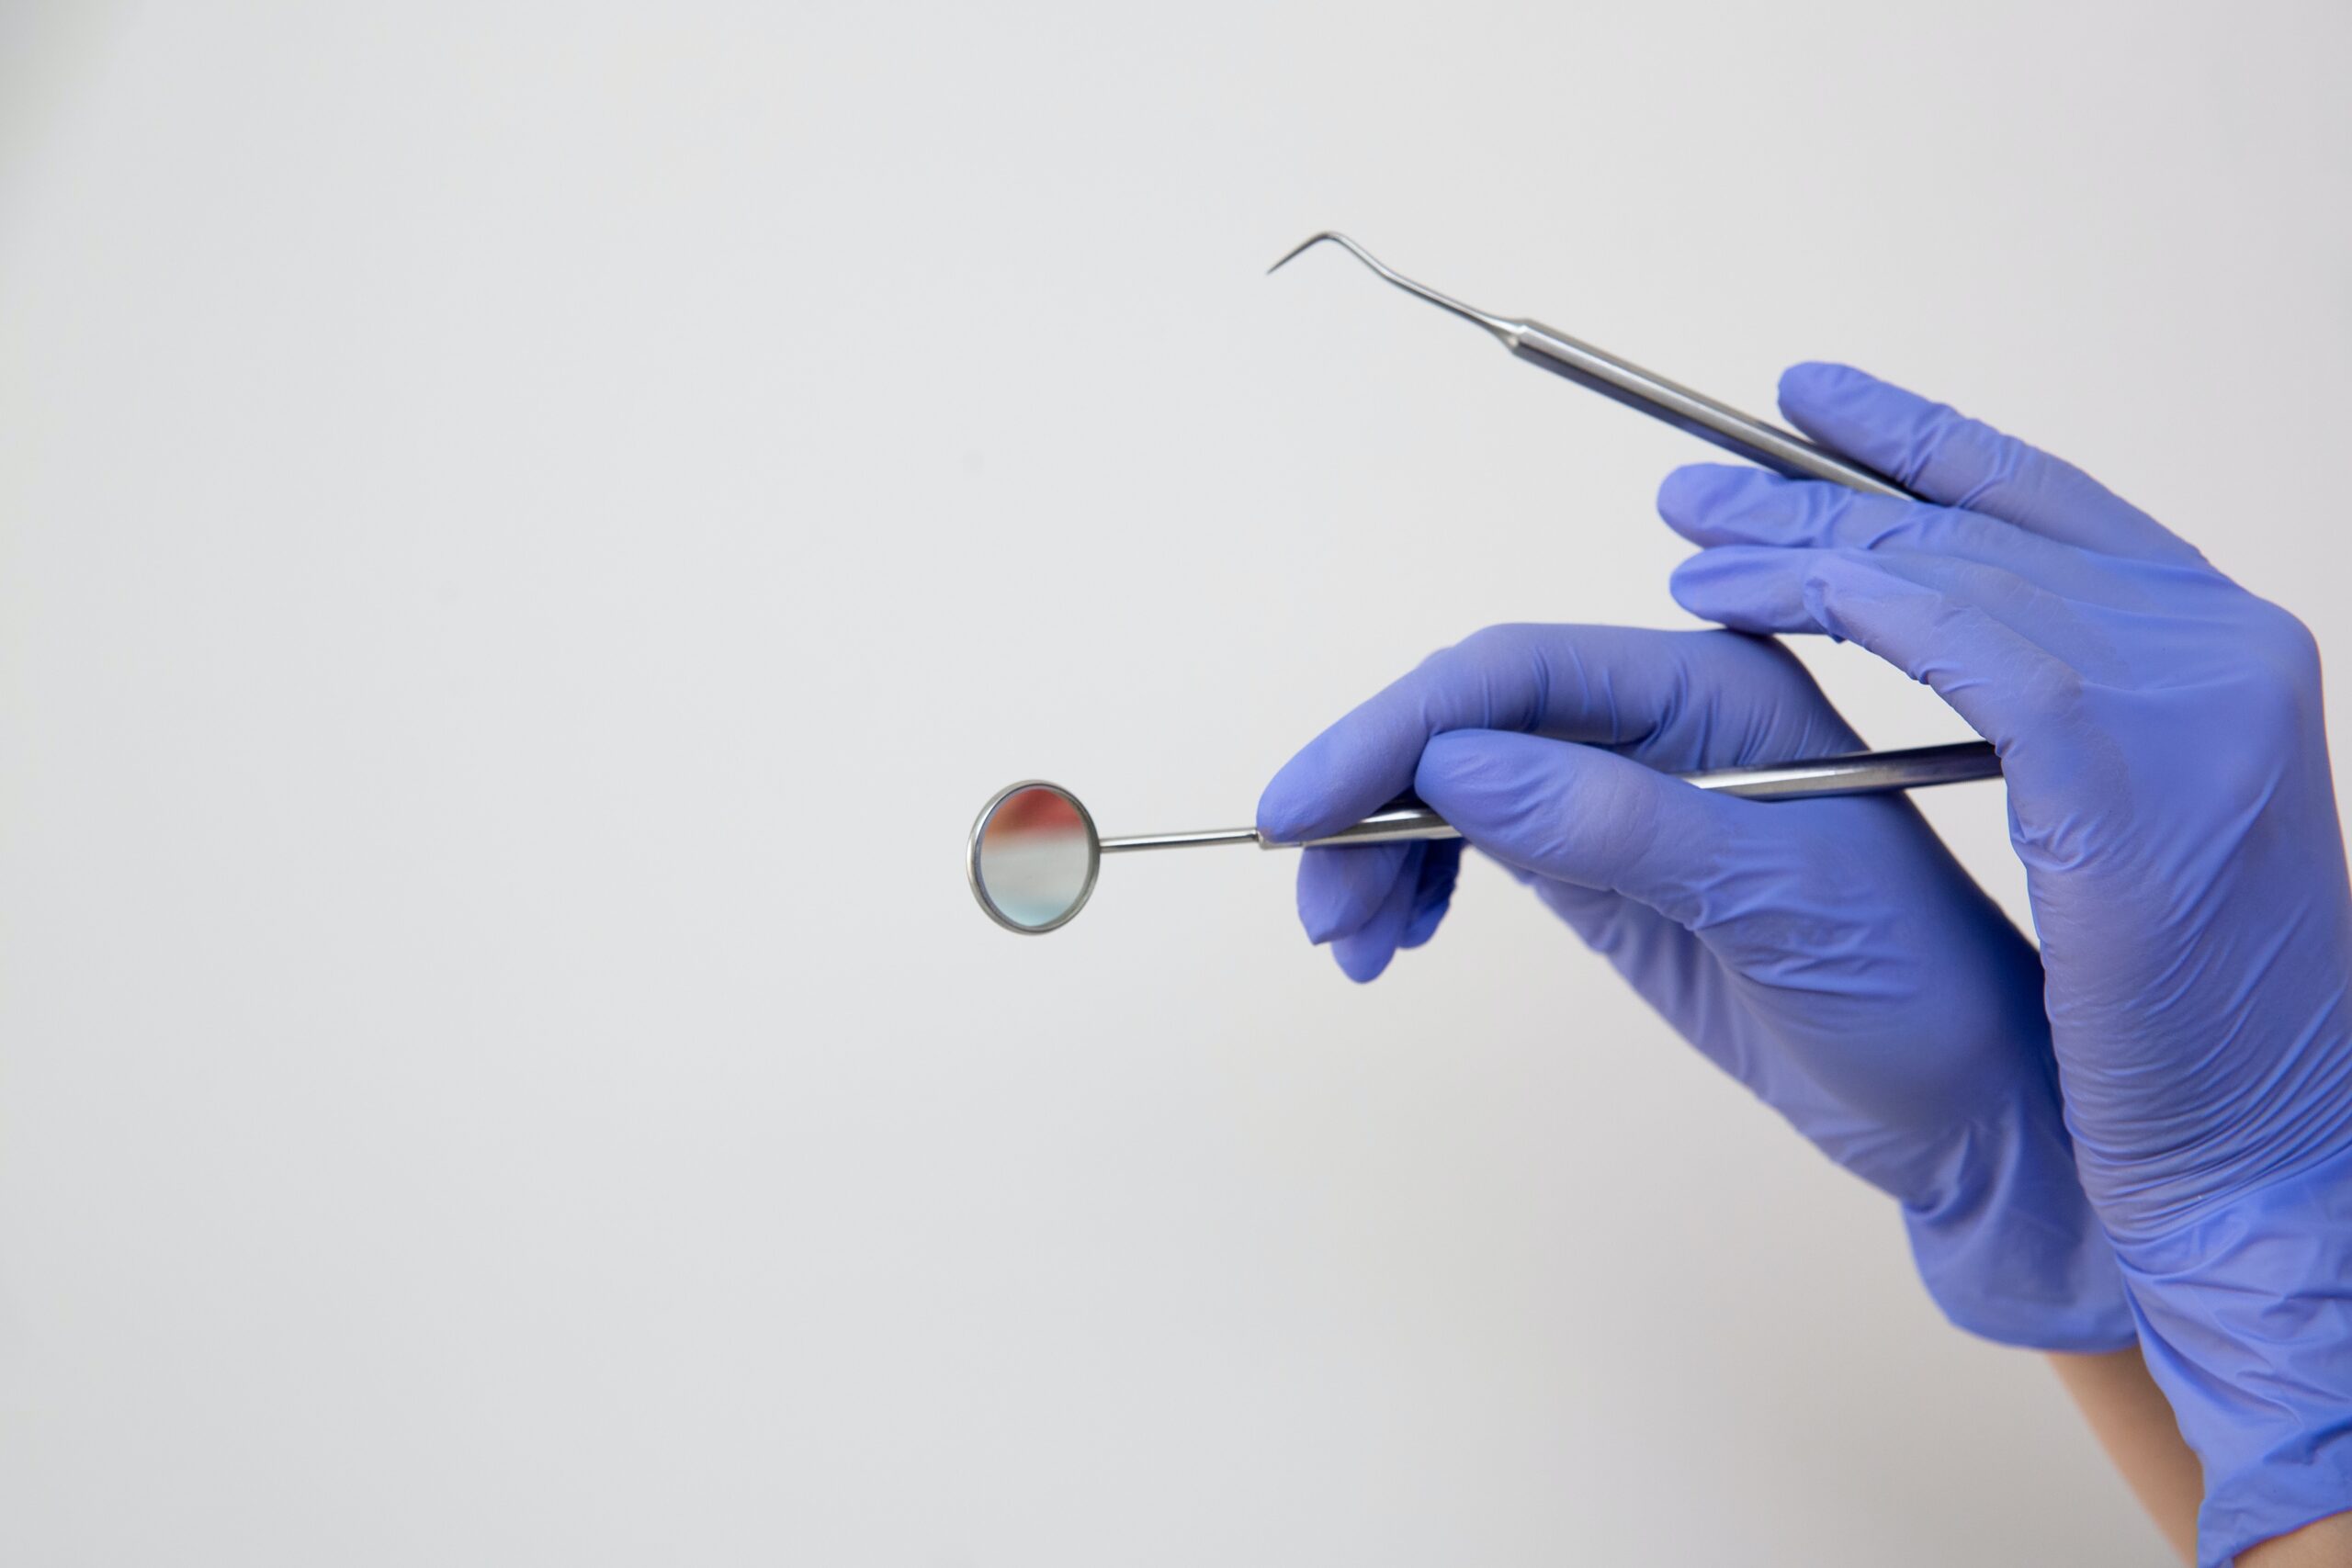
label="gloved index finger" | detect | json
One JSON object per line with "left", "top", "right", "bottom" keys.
{"left": 1776, "top": 362, "right": 2204, "bottom": 567}
{"left": 1256, "top": 624, "right": 1836, "bottom": 843}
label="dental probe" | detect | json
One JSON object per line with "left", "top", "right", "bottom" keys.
{"left": 1269, "top": 231, "right": 1917, "bottom": 499}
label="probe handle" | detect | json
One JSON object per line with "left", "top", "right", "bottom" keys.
{"left": 1510, "top": 320, "right": 1917, "bottom": 498}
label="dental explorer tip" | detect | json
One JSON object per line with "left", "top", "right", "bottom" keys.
{"left": 1264, "top": 231, "right": 1519, "bottom": 342}
{"left": 1266, "top": 230, "right": 1352, "bottom": 275}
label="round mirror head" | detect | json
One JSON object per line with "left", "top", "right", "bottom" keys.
{"left": 968, "top": 781, "right": 1101, "bottom": 934}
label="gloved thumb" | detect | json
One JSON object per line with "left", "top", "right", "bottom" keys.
{"left": 1413, "top": 729, "right": 1734, "bottom": 930}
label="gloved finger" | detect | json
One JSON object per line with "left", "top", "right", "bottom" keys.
{"left": 1329, "top": 841, "right": 1426, "bottom": 983}
{"left": 1773, "top": 362, "right": 2203, "bottom": 567}
{"left": 1259, "top": 625, "right": 1855, "bottom": 845}
{"left": 1526, "top": 877, "right": 1735, "bottom": 1058}
{"left": 1295, "top": 841, "right": 1415, "bottom": 944}
{"left": 1412, "top": 729, "right": 1743, "bottom": 931}
{"left": 1672, "top": 549, "right": 2075, "bottom": 752}
{"left": 1525, "top": 876, "right": 1622, "bottom": 941}
{"left": 1298, "top": 840, "right": 1462, "bottom": 968}
{"left": 1398, "top": 840, "right": 1463, "bottom": 950}
{"left": 1657, "top": 467, "right": 2154, "bottom": 607}
{"left": 1671, "top": 545, "right": 2123, "bottom": 680}
{"left": 1529, "top": 875, "right": 1694, "bottom": 974}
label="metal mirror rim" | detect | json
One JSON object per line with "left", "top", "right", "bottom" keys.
{"left": 967, "top": 779, "right": 1102, "bottom": 935}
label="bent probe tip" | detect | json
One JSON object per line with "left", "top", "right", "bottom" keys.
{"left": 1264, "top": 231, "right": 1517, "bottom": 341}
{"left": 1266, "top": 230, "right": 1353, "bottom": 275}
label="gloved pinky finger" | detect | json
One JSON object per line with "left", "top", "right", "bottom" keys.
{"left": 1531, "top": 877, "right": 1711, "bottom": 1014}
{"left": 1329, "top": 842, "right": 1427, "bottom": 983}
{"left": 1529, "top": 876, "right": 1631, "bottom": 947}
{"left": 1295, "top": 841, "right": 1415, "bottom": 945}
{"left": 1398, "top": 840, "right": 1463, "bottom": 950}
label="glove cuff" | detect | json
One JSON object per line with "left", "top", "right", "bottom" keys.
{"left": 1901, "top": 1096, "right": 2137, "bottom": 1352}
{"left": 2118, "top": 1137, "right": 2352, "bottom": 1566}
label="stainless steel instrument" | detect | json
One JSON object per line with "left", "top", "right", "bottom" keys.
{"left": 966, "top": 235, "right": 2000, "bottom": 933}
{"left": 1267, "top": 231, "right": 1917, "bottom": 497}
{"left": 970, "top": 741, "right": 1998, "bottom": 933}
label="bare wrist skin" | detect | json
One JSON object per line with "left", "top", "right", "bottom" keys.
{"left": 2048, "top": 1348, "right": 2199, "bottom": 1565}
{"left": 2241, "top": 1508, "right": 2352, "bottom": 1566}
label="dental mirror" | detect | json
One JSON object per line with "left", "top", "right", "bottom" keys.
{"left": 967, "top": 741, "right": 2006, "bottom": 934}
{"left": 967, "top": 781, "right": 1104, "bottom": 933}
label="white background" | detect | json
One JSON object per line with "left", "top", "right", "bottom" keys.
{"left": 4, "top": 3, "right": 2347, "bottom": 1562}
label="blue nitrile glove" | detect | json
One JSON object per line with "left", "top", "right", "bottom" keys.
{"left": 1660, "top": 363, "right": 2352, "bottom": 1563}
{"left": 1257, "top": 625, "right": 2134, "bottom": 1352}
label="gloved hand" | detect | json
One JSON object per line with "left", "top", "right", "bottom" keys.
{"left": 1257, "top": 625, "right": 2133, "bottom": 1352}
{"left": 1659, "top": 363, "right": 2352, "bottom": 1564}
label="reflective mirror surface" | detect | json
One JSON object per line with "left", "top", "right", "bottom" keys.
{"left": 968, "top": 781, "right": 1100, "bottom": 933}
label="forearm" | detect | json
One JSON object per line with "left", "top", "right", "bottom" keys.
{"left": 2049, "top": 1347, "right": 2199, "bottom": 1564}
{"left": 2049, "top": 1345, "right": 2352, "bottom": 1566}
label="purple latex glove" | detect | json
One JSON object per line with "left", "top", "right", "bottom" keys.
{"left": 1661, "top": 363, "right": 2352, "bottom": 1563}
{"left": 1259, "top": 625, "right": 2132, "bottom": 1353}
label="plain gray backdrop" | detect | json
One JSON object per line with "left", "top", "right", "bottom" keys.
{"left": 4, "top": 2, "right": 2347, "bottom": 1562}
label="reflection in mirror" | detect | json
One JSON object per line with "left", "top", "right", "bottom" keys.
{"left": 970, "top": 783, "right": 1099, "bottom": 932}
